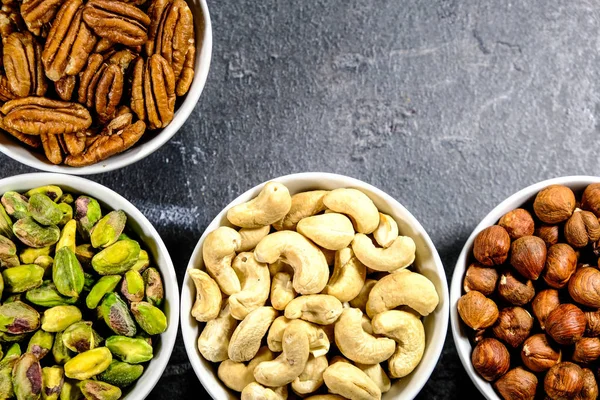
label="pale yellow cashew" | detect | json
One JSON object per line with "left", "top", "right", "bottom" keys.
{"left": 373, "top": 213, "right": 399, "bottom": 248}
{"left": 270, "top": 272, "right": 296, "bottom": 311}
{"left": 238, "top": 226, "right": 271, "bottom": 252}
{"left": 267, "top": 317, "right": 330, "bottom": 357}
{"left": 254, "top": 231, "right": 329, "bottom": 294}
{"left": 228, "top": 182, "right": 292, "bottom": 228}
{"left": 241, "top": 383, "right": 288, "bottom": 400}
{"left": 217, "top": 347, "right": 274, "bottom": 392}
{"left": 323, "top": 188, "right": 379, "bottom": 234}
{"left": 372, "top": 310, "right": 425, "bottom": 378}
{"left": 361, "top": 314, "right": 373, "bottom": 335}
{"left": 291, "top": 355, "right": 328, "bottom": 394}
{"left": 268, "top": 259, "right": 293, "bottom": 276}
{"left": 197, "top": 303, "right": 238, "bottom": 362}
{"left": 323, "top": 362, "right": 381, "bottom": 400}
{"left": 228, "top": 307, "right": 278, "bottom": 362}
{"left": 334, "top": 308, "right": 395, "bottom": 364}
{"left": 229, "top": 252, "right": 271, "bottom": 320}
{"left": 356, "top": 363, "right": 391, "bottom": 393}
{"left": 352, "top": 234, "right": 416, "bottom": 272}
{"left": 284, "top": 294, "right": 343, "bottom": 325}
{"left": 254, "top": 320, "right": 310, "bottom": 387}
{"left": 349, "top": 279, "right": 377, "bottom": 312}
{"left": 273, "top": 190, "right": 329, "bottom": 231}
{"left": 202, "top": 227, "right": 242, "bottom": 295}
{"left": 296, "top": 213, "right": 355, "bottom": 250}
{"left": 323, "top": 248, "right": 366, "bottom": 302}
{"left": 366, "top": 269, "right": 439, "bottom": 318}
{"left": 188, "top": 269, "right": 222, "bottom": 322}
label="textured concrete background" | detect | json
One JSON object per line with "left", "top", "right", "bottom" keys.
{"left": 1, "top": 0, "right": 599, "bottom": 398}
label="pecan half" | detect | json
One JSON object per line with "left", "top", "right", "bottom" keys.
{"left": 0, "top": 116, "right": 40, "bottom": 148}
{"left": 78, "top": 55, "right": 125, "bottom": 123}
{"left": 1, "top": 97, "right": 92, "bottom": 135}
{"left": 55, "top": 75, "right": 76, "bottom": 101}
{"left": 3, "top": 31, "right": 47, "bottom": 97}
{"left": 131, "top": 54, "right": 175, "bottom": 130}
{"left": 20, "top": 0, "right": 65, "bottom": 36}
{"left": 63, "top": 132, "right": 86, "bottom": 155}
{"left": 40, "top": 133, "right": 63, "bottom": 164}
{"left": 0, "top": 74, "right": 16, "bottom": 102}
{"left": 93, "top": 37, "right": 114, "bottom": 53}
{"left": 82, "top": 0, "right": 150, "bottom": 47}
{"left": 176, "top": 43, "right": 194, "bottom": 96}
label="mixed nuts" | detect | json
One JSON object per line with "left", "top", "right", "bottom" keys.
{"left": 0, "top": 184, "right": 167, "bottom": 399}
{"left": 457, "top": 183, "right": 600, "bottom": 399}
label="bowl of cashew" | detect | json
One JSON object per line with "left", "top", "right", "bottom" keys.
{"left": 180, "top": 172, "right": 449, "bottom": 400}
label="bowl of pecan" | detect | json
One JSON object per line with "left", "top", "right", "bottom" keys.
{"left": 451, "top": 176, "right": 600, "bottom": 399}
{"left": 0, "top": 0, "right": 212, "bottom": 174}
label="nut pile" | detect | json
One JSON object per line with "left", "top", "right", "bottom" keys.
{"left": 0, "top": 0, "right": 195, "bottom": 166}
{"left": 190, "top": 182, "right": 440, "bottom": 400}
{"left": 457, "top": 183, "right": 600, "bottom": 400}
{"left": 0, "top": 185, "right": 167, "bottom": 399}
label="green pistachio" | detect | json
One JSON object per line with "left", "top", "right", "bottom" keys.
{"left": 97, "top": 360, "right": 143, "bottom": 388}
{"left": 52, "top": 247, "right": 84, "bottom": 298}
{"left": 12, "top": 353, "right": 42, "bottom": 400}
{"left": 3, "top": 264, "right": 44, "bottom": 293}
{"left": 13, "top": 218, "right": 60, "bottom": 249}
{"left": 2, "top": 192, "right": 29, "bottom": 219}
{"left": 0, "top": 302, "right": 40, "bottom": 334}
{"left": 41, "top": 306, "right": 82, "bottom": 333}
{"left": 0, "top": 332, "right": 26, "bottom": 342}
{"left": 79, "top": 380, "right": 121, "bottom": 400}
{"left": 105, "top": 336, "right": 152, "bottom": 364}
{"left": 25, "top": 186, "right": 63, "bottom": 202}
{"left": 41, "top": 366, "right": 64, "bottom": 400}
{"left": 120, "top": 270, "right": 144, "bottom": 303}
{"left": 28, "top": 194, "right": 63, "bottom": 226}
{"left": 56, "top": 220, "right": 77, "bottom": 254}
{"left": 58, "top": 204, "right": 73, "bottom": 227}
{"left": 143, "top": 267, "right": 163, "bottom": 307}
{"left": 74, "top": 197, "right": 102, "bottom": 241}
{"left": 3, "top": 294, "right": 21, "bottom": 303}
{"left": 134, "top": 332, "right": 152, "bottom": 347}
{"left": 52, "top": 331, "right": 74, "bottom": 365}
{"left": 58, "top": 194, "right": 74, "bottom": 205}
{"left": 0, "top": 344, "right": 19, "bottom": 398}
{"left": 90, "top": 211, "right": 127, "bottom": 249}
{"left": 27, "top": 330, "right": 54, "bottom": 360}
{"left": 59, "top": 379, "right": 82, "bottom": 400}
{"left": 64, "top": 347, "right": 112, "bottom": 380}
{"left": 0, "top": 204, "right": 13, "bottom": 239}
{"left": 117, "top": 233, "right": 131, "bottom": 241}
{"left": 4, "top": 343, "right": 20, "bottom": 359}
{"left": 34, "top": 256, "right": 54, "bottom": 277}
{"left": 20, "top": 246, "right": 52, "bottom": 264}
{"left": 86, "top": 276, "right": 121, "bottom": 310}
{"left": 91, "top": 240, "right": 140, "bottom": 276}
{"left": 62, "top": 321, "right": 102, "bottom": 353}
{"left": 98, "top": 293, "right": 136, "bottom": 337}
{"left": 26, "top": 281, "right": 77, "bottom": 308}
{"left": 0, "top": 235, "right": 19, "bottom": 269}
{"left": 130, "top": 250, "right": 149, "bottom": 273}
{"left": 75, "top": 244, "right": 95, "bottom": 268}
{"left": 130, "top": 301, "right": 167, "bottom": 335}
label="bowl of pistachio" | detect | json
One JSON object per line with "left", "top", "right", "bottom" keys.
{"left": 0, "top": 173, "right": 178, "bottom": 399}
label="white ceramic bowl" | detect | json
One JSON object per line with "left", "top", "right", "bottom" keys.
{"left": 0, "top": 173, "right": 179, "bottom": 400}
{"left": 0, "top": 0, "right": 212, "bottom": 175}
{"left": 450, "top": 176, "right": 600, "bottom": 400}
{"left": 181, "top": 172, "right": 449, "bottom": 400}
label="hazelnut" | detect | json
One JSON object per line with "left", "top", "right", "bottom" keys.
{"left": 581, "top": 182, "right": 600, "bottom": 217}
{"left": 575, "top": 368, "right": 599, "bottom": 400}
{"left": 533, "top": 184, "right": 576, "bottom": 224}
{"left": 572, "top": 337, "right": 600, "bottom": 364}
{"left": 510, "top": 236, "right": 547, "bottom": 280}
{"left": 532, "top": 289, "right": 560, "bottom": 330}
{"left": 497, "top": 271, "right": 535, "bottom": 306}
{"left": 471, "top": 338, "right": 510, "bottom": 381}
{"left": 457, "top": 291, "right": 499, "bottom": 330}
{"left": 543, "top": 243, "right": 577, "bottom": 288}
{"left": 492, "top": 306, "right": 533, "bottom": 348}
{"left": 463, "top": 263, "right": 498, "bottom": 296}
{"left": 494, "top": 367, "right": 538, "bottom": 400}
{"left": 521, "top": 334, "right": 561, "bottom": 372}
{"left": 564, "top": 209, "right": 600, "bottom": 248}
{"left": 473, "top": 225, "right": 511, "bottom": 267}
{"left": 544, "top": 362, "right": 584, "bottom": 400}
{"left": 535, "top": 224, "right": 560, "bottom": 248}
{"left": 568, "top": 267, "right": 600, "bottom": 308}
{"left": 584, "top": 310, "right": 600, "bottom": 336}
{"left": 499, "top": 208, "right": 535, "bottom": 240}
{"left": 545, "top": 304, "right": 586, "bottom": 345}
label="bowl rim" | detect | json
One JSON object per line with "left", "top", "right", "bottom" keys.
{"left": 450, "top": 175, "right": 600, "bottom": 400}
{"left": 180, "top": 171, "right": 450, "bottom": 400}
{"left": 0, "top": 172, "right": 180, "bottom": 400}
{"left": 0, "top": 0, "right": 213, "bottom": 175}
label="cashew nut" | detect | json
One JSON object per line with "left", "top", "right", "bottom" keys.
{"left": 349, "top": 279, "right": 377, "bottom": 312}
{"left": 334, "top": 308, "right": 395, "bottom": 364}
{"left": 296, "top": 213, "right": 355, "bottom": 250}
{"left": 270, "top": 272, "right": 296, "bottom": 311}
{"left": 356, "top": 363, "right": 391, "bottom": 393}
{"left": 373, "top": 213, "right": 399, "bottom": 248}
{"left": 322, "top": 189, "right": 379, "bottom": 234}
{"left": 254, "top": 320, "right": 310, "bottom": 387}
{"left": 218, "top": 347, "right": 275, "bottom": 392}
{"left": 239, "top": 226, "right": 271, "bottom": 252}
{"left": 188, "top": 269, "right": 222, "bottom": 322}
{"left": 254, "top": 231, "right": 329, "bottom": 294}
{"left": 197, "top": 303, "right": 238, "bottom": 362}
{"left": 361, "top": 314, "right": 373, "bottom": 335}
{"left": 291, "top": 355, "right": 328, "bottom": 394}
{"left": 228, "top": 306, "right": 278, "bottom": 362}
{"left": 267, "top": 317, "right": 330, "bottom": 357}
{"left": 241, "top": 383, "right": 288, "bottom": 400}
{"left": 366, "top": 269, "right": 439, "bottom": 318}
{"left": 352, "top": 234, "right": 416, "bottom": 272}
{"left": 229, "top": 252, "right": 271, "bottom": 320}
{"left": 228, "top": 182, "right": 292, "bottom": 228}
{"left": 323, "top": 362, "right": 381, "bottom": 400}
{"left": 268, "top": 260, "right": 293, "bottom": 276}
{"left": 273, "top": 190, "right": 329, "bottom": 231}
{"left": 372, "top": 310, "right": 425, "bottom": 378}
{"left": 284, "top": 295, "right": 343, "bottom": 325}
{"left": 323, "top": 248, "right": 366, "bottom": 302}
{"left": 202, "top": 227, "right": 242, "bottom": 295}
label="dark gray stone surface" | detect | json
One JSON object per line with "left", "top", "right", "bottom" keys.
{"left": 1, "top": 0, "right": 598, "bottom": 398}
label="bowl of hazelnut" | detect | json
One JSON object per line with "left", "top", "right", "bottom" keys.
{"left": 451, "top": 176, "right": 600, "bottom": 400}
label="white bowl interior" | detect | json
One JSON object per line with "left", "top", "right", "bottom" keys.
{"left": 450, "top": 175, "right": 600, "bottom": 400}
{"left": 0, "top": 0, "right": 213, "bottom": 175}
{"left": 181, "top": 172, "right": 450, "bottom": 400}
{"left": 0, "top": 173, "right": 179, "bottom": 400}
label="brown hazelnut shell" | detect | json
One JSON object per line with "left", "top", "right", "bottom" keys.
{"left": 473, "top": 225, "right": 511, "bottom": 267}
{"left": 545, "top": 303, "right": 586, "bottom": 345}
{"left": 572, "top": 337, "right": 600, "bottom": 364}
{"left": 543, "top": 243, "right": 577, "bottom": 288}
{"left": 581, "top": 182, "right": 600, "bottom": 217}
{"left": 497, "top": 271, "right": 535, "bottom": 306}
{"left": 471, "top": 338, "right": 510, "bottom": 382}
{"left": 492, "top": 306, "right": 533, "bottom": 348}
{"left": 532, "top": 289, "right": 560, "bottom": 330}
{"left": 564, "top": 209, "right": 600, "bottom": 248}
{"left": 568, "top": 267, "right": 600, "bottom": 308}
{"left": 457, "top": 291, "right": 499, "bottom": 330}
{"left": 494, "top": 367, "right": 537, "bottom": 400}
{"left": 463, "top": 263, "right": 498, "bottom": 296}
{"left": 521, "top": 333, "right": 561, "bottom": 372}
{"left": 510, "top": 236, "right": 547, "bottom": 280}
{"left": 575, "top": 368, "right": 599, "bottom": 400}
{"left": 544, "top": 362, "right": 584, "bottom": 400}
{"left": 499, "top": 208, "right": 535, "bottom": 240}
{"left": 535, "top": 224, "right": 560, "bottom": 248}
{"left": 533, "top": 185, "right": 576, "bottom": 224}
